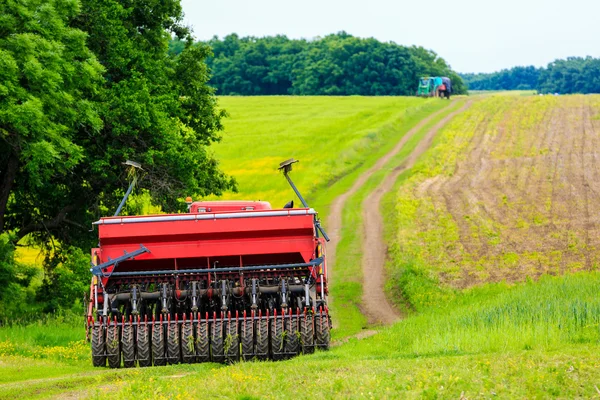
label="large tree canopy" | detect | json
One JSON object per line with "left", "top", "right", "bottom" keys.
{"left": 0, "top": 0, "right": 104, "bottom": 238}
{"left": 0, "top": 0, "right": 235, "bottom": 317}
{"left": 0, "top": 0, "right": 235, "bottom": 252}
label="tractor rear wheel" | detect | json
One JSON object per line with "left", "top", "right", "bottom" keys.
{"left": 181, "top": 322, "right": 195, "bottom": 363}
{"left": 284, "top": 316, "right": 299, "bottom": 358}
{"left": 152, "top": 323, "right": 166, "bottom": 366}
{"left": 256, "top": 318, "right": 269, "bottom": 360}
{"left": 225, "top": 320, "right": 239, "bottom": 363}
{"left": 196, "top": 320, "right": 210, "bottom": 362}
{"left": 121, "top": 324, "right": 135, "bottom": 368}
{"left": 241, "top": 319, "right": 254, "bottom": 361}
{"left": 301, "top": 314, "right": 314, "bottom": 354}
{"left": 270, "top": 318, "right": 284, "bottom": 361}
{"left": 106, "top": 324, "right": 121, "bottom": 368}
{"left": 315, "top": 312, "right": 330, "bottom": 350}
{"left": 211, "top": 320, "right": 224, "bottom": 363}
{"left": 167, "top": 321, "right": 181, "bottom": 364}
{"left": 91, "top": 325, "right": 106, "bottom": 367}
{"left": 137, "top": 323, "right": 151, "bottom": 367}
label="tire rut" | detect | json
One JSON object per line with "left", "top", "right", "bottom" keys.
{"left": 360, "top": 101, "right": 473, "bottom": 325}
{"left": 326, "top": 100, "right": 471, "bottom": 327}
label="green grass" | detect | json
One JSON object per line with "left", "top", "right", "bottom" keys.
{"left": 4, "top": 94, "right": 600, "bottom": 398}
{"left": 2, "top": 273, "right": 600, "bottom": 398}
{"left": 210, "top": 96, "right": 449, "bottom": 217}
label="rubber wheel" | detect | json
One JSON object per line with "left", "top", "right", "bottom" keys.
{"left": 284, "top": 316, "right": 299, "bottom": 358}
{"left": 167, "top": 321, "right": 181, "bottom": 364}
{"left": 315, "top": 313, "right": 330, "bottom": 350}
{"left": 301, "top": 314, "right": 315, "bottom": 354}
{"left": 91, "top": 325, "right": 106, "bottom": 367}
{"left": 122, "top": 324, "right": 135, "bottom": 368}
{"left": 152, "top": 322, "right": 166, "bottom": 366}
{"left": 225, "top": 320, "right": 239, "bottom": 363}
{"left": 196, "top": 320, "right": 210, "bottom": 362}
{"left": 137, "top": 323, "right": 151, "bottom": 367}
{"left": 270, "top": 318, "right": 284, "bottom": 361}
{"left": 181, "top": 322, "right": 195, "bottom": 363}
{"left": 255, "top": 318, "right": 269, "bottom": 360}
{"left": 106, "top": 324, "right": 121, "bottom": 368}
{"left": 241, "top": 319, "right": 254, "bottom": 361}
{"left": 211, "top": 320, "right": 224, "bottom": 363}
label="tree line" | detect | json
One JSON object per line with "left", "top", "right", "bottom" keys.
{"left": 461, "top": 57, "right": 600, "bottom": 94}
{"left": 170, "top": 33, "right": 466, "bottom": 96}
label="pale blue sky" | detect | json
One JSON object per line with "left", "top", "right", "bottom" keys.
{"left": 181, "top": 0, "right": 599, "bottom": 73}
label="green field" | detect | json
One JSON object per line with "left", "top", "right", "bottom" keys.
{"left": 209, "top": 96, "right": 448, "bottom": 213}
{"left": 3, "top": 94, "right": 600, "bottom": 399}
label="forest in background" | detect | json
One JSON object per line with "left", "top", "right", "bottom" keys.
{"left": 461, "top": 57, "right": 600, "bottom": 94}
{"left": 170, "top": 33, "right": 467, "bottom": 96}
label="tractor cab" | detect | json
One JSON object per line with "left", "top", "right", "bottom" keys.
{"left": 417, "top": 77, "right": 435, "bottom": 96}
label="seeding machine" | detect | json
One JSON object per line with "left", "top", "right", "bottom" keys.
{"left": 86, "top": 159, "right": 331, "bottom": 367}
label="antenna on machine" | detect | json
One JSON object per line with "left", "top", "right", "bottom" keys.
{"left": 114, "top": 160, "right": 144, "bottom": 217}
{"left": 278, "top": 158, "right": 329, "bottom": 241}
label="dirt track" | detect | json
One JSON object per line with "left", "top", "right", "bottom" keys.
{"left": 361, "top": 101, "right": 472, "bottom": 324}
{"left": 327, "top": 100, "right": 471, "bottom": 325}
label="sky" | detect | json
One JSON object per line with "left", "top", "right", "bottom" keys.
{"left": 180, "top": 0, "right": 600, "bottom": 73}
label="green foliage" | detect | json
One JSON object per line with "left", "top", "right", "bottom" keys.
{"left": 0, "top": 0, "right": 104, "bottom": 235}
{"left": 0, "top": 0, "right": 236, "bottom": 315}
{"left": 538, "top": 57, "right": 600, "bottom": 94}
{"left": 0, "top": 234, "right": 41, "bottom": 323}
{"left": 71, "top": 0, "right": 235, "bottom": 219}
{"left": 1, "top": 0, "right": 235, "bottom": 247}
{"left": 462, "top": 57, "right": 600, "bottom": 94}
{"left": 37, "top": 246, "right": 89, "bottom": 313}
{"left": 203, "top": 32, "right": 466, "bottom": 96}
{"left": 461, "top": 66, "right": 541, "bottom": 91}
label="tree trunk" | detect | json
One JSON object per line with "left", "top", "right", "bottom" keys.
{"left": 0, "top": 154, "right": 18, "bottom": 233}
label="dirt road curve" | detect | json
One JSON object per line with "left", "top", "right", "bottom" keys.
{"left": 326, "top": 100, "right": 471, "bottom": 326}
{"left": 360, "top": 101, "right": 472, "bottom": 325}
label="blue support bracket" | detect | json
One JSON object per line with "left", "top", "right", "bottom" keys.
{"left": 90, "top": 244, "right": 150, "bottom": 276}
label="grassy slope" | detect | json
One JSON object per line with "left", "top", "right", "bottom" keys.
{"left": 209, "top": 96, "right": 447, "bottom": 217}
{"left": 2, "top": 273, "right": 600, "bottom": 398}
{"left": 211, "top": 96, "right": 453, "bottom": 338}
{"left": 12, "top": 97, "right": 445, "bottom": 267}
{"left": 4, "top": 94, "right": 600, "bottom": 398}
{"left": 0, "top": 273, "right": 600, "bottom": 398}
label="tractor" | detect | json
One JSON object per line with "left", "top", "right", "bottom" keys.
{"left": 417, "top": 76, "right": 452, "bottom": 99}
{"left": 86, "top": 159, "right": 331, "bottom": 367}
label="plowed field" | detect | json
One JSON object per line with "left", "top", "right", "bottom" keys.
{"left": 393, "top": 94, "right": 600, "bottom": 288}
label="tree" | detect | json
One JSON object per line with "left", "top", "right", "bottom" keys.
{"left": 202, "top": 32, "right": 466, "bottom": 96}
{"left": 0, "top": 0, "right": 236, "bottom": 312}
{"left": 461, "top": 66, "right": 542, "bottom": 91}
{"left": 0, "top": 0, "right": 104, "bottom": 236}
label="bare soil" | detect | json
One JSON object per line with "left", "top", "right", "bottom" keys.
{"left": 327, "top": 100, "right": 470, "bottom": 325}
{"left": 419, "top": 96, "right": 600, "bottom": 287}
